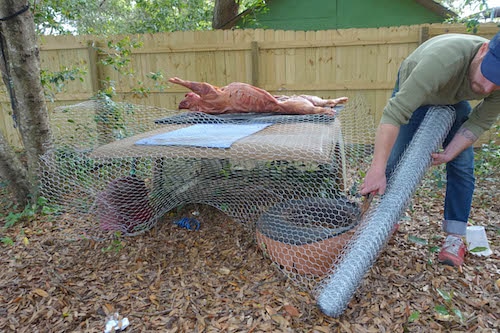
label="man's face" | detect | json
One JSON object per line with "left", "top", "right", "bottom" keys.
{"left": 470, "top": 43, "right": 500, "bottom": 95}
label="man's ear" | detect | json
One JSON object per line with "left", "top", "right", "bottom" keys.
{"left": 479, "top": 42, "right": 490, "bottom": 57}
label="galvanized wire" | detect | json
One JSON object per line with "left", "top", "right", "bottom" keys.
{"left": 38, "top": 95, "right": 394, "bottom": 305}
{"left": 317, "top": 106, "right": 456, "bottom": 317}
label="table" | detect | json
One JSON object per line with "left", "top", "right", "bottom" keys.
{"left": 89, "top": 114, "right": 347, "bottom": 225}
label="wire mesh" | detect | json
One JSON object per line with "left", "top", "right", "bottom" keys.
{"left": 39, "top": 95, "right": 377, "bottom": 303}
{"left": 317, "top": 106, "right": 456, "bottom": 317}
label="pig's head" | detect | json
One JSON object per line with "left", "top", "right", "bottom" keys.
{"left": 178, "top": 92, "right": 201, "bottom": 110}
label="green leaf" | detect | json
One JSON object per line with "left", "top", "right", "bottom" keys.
{"left": 429, "top": 245, "right": 440, "bottom": 253}
{"left": 408, "top": 311, "right": 420, "bottom": 323}
{"left": 1, "top": 237, "right": 14, "bottom": 246}
{"left": 37, "top": 196, "right": 48, "bottom": 206}
{"left": 408, "top": 235, "right": 428, "bottom": 245}
{"left": 5, "top": 212, "right": 23, "bottom": 228}
{"left": 470, "top": 246, "right": 488, "bottom": 253}
{"left": 434, "top": 304, "right": 449, "bottom": 315}
{"left": 452, "top": 308, "right": 464, "bottom": 323}
{"left": 436, "top": 288, "right": 452, "bottom": 302}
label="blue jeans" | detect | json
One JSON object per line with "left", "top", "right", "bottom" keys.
{"left": 386, "top": 97, "right": 475, "bottom": 236}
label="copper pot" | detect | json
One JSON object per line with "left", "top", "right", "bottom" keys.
{"left": 256, "top": 197, "right": 360, "bottom": 276}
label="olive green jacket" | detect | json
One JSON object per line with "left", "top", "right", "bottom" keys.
{"left": 381, "top": 33, "right": 500, "bottom": 138}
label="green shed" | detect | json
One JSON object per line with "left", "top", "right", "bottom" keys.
{"left": 226, "top": 0, "right": 456, "bottom": 30}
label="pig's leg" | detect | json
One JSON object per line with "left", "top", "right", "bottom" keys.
{"left": 169, "top": 77, "right": 219, "bottom": 97}
{"left": 279, "top": 100, "right": 335, "bottom": 115}
{"left": 298, "top": 95, "right": 348, "bottom": 107}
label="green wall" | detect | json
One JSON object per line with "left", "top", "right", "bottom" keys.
{"left": 243, "top": 0, "right": 446, "bottom": 30}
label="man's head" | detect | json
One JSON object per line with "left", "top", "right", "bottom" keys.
{"left": 469, "top": 31, "right": 500, "bottom": 95}
{"left": 481, "top": 31, "right": 500, "bottom": 86}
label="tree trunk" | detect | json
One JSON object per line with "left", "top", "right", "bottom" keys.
{"left": 212, "top": 0, "right": 239, "bottom": 29}
{"left": 0, "top": 1, "right": 52, "bottom": 205}
{"left": 0, "top": 132, "right": 30, "bottom": 204}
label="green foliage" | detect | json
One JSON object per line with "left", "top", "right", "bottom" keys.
{"left": 98, "top": 37, "right": 144, "bottom": 75}
{"left": 52, "top": 147, "right": 98, "bottom": 187}
{"left": 31, "top": 0, "right": 76, "bottom": 35}
{"left": 131, "top": 71, "right": 169, "bottom": 98}
{"left": 408, "top": 235, "right": 428, "bottom": 246}
{"left": 89, "top": 37, "right": 168, "bottom": 141}
{"left": 32, "top": 0, "right": 270, "bottom": 35}
{"left": 465, "top": 18, "right": 481, "bottom": 34}
{"left": 438, "top": 0, "right": 488, "bottom": 18}
{"left": 408, "top": 310, "right": 420, "bottom": 323}
{"left": 434, "top": 288, "right": 465, "bottom": 323}
{"left": 94, "top": 37, "right": 169, "bottom": 101}
{"left": 238, "top": 0, "right": 270, "bottom": 28}
{"left": 420, "top": 126, "right": 498, "bottom": 197}
{"left": 417, "top": 163, "right": 446, "bottom": 201}
{"left": 40, "top": 66, "right": 87, "bottom": 102}
{"left": 132, "top": 0, "right": 214, "bottom": 33}
{"left": 1, "top": 237, "right": 14, "bottom": 246}
{"left": 32, "top": 0, "right": 215, "bottom": 35}
{"left": 440, "top": 0, "right": 496, "bottom": 32}
{"left": 32, "top": 0, "right": 137, "bottom": 35}
{"left": 101, "top": 232, "right": 125, "bottom": 252}
{"left": 429, "top": 166, "right": 447, "bottom": 189}
{"left": 3, "top": 196, "right": 58, "bottom": 229}
{"left": 474, "top": 126, "right": 499, "bottom": 179}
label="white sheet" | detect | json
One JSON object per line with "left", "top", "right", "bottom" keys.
{"left": 135, "top": 123, "right": 272, "bottom": 148}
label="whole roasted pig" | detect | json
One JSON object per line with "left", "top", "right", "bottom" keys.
{"left": 169, "top": 77, "right": 348, "bottom": 115}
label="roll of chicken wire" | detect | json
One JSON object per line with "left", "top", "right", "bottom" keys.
{"left": 317, "top": 106, "right": 456, "bottom": 317}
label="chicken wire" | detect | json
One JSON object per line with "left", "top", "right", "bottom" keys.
{"left": 39, "top": 95, "right": 376, "bottom": 304}
{"left": 317, "top": 106, "right": 456, "bottom": 317}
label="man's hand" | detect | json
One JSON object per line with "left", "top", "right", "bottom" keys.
{"left": 431, "top": 151, "right": 453, "bottom": 165}
{"left": 432, "top": 126, "right": 477, "bottom": 166}
{"left": 359, "top": 123, "right": 400, "bottom": 196}
{"left": 360, "top": 167, "right": 387, "bottom": 196}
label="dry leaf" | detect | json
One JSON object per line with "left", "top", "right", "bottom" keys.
{"left": 12, "top": 296, "right": 23, "bottom": 303}
{"left": 0, "top": 190, "right": 497, "bottom": 332}
{"left": 149, "top": 294, "right": 160, "bottom": 306}
{"left": 265, "top": 305, "right": 277, "bottom": 315}
{"left": 219, "top": 267, "right": 231, "bottom": 275}
{"left": 271, "top": 314, "right": 289, "bottom": 326}
{"left": 103, "top": 303, "right": 114, "bottom": 315}
{"left": 33, "top": 288, "right": 48, "bottom": 297}
{"left": 283, "top": 304, "right": 300, "bottom": 317}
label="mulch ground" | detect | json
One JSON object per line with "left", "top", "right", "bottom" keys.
{"left": 0, "top": 175, "right": 498, "bottom": 333}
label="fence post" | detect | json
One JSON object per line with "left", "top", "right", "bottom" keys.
{"left": 88, "top": 40, "right": 113, "bottom": 145}
{"left": 87, "top": 40, "right": 101, "bottom": 94}
{"left": 251, "top": 41, "right": 259, "bottom": 86}
{"left": 419, "top": 26, "right": 429, "bottom": 45}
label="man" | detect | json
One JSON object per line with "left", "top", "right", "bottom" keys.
{"left": 360, "top": 31, "right": 500, "bottom": 266}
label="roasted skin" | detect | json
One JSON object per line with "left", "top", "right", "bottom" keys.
{"left": 169, "top": 77, "right": 348, "bottom": 115}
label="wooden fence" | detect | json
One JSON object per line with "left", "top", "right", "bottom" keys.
{"left": 1, "top": 23, "right": 498, "bottom": 147}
